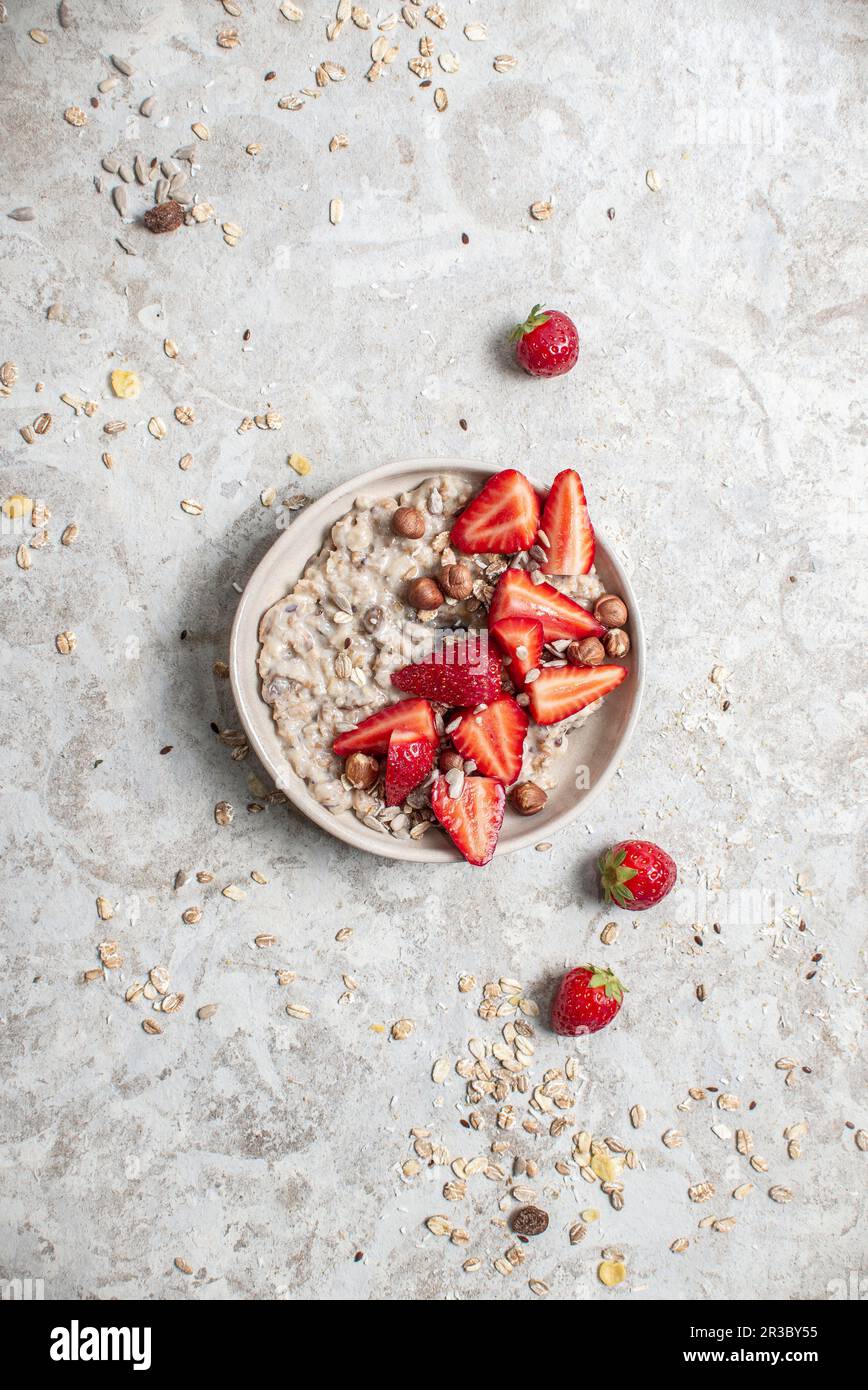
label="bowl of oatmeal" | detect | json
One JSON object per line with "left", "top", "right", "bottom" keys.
{"left": 229, "top": 458, "right": 644, "bottom": 863}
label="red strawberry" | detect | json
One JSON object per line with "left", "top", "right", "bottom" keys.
{"left": 526, "top": 664, "right": 627, "bottom": 726}
{"left": 510, "top": 305, "right": 579, "bottom": 378}
{"left": 599, "top": 840, "right": 677, "bottom": 910}
{"left": 332, "top": 698, "right": 437, "bottom": 757}
{"left": 431, "top": 774, "right": 505, "bottom": 866}
{"left": 539, "top": 468, "right": 595, "bottom": 576}
{"left": 551, "top": 964, "right": 624, "bottom": 1036}
{"left": 489, "top": 616, "right": 543, "bottom": 688}
{"left": 391, "top": 634, "right": 502, "bottom": 704}
{"left": 488, "top": 568, "right": 605, "bottom": 642}
{"left": 450, "top": 469, "right": 540, "bottom": 555}
{"left": 384, "top": 729, "right": 434, "bottom": 806}
{"left": 450, "top": 695, "right": 528, "bottom": 785}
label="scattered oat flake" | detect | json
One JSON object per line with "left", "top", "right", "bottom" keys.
{"left": 434, "top": 87, "right": 448, "bottom": 112}
{"left": 329, "top": 197, "right": 344, "bottom": 225}
{"left": 174, "top": 1257, "right": 193, "bottom": 1274}
{"left": 222, "top": 884, "right": 245, "bottom": 901}
{"left": 56, "top": 630, "right": 77, "bottom": 654}
{"left": 191, "top": 122, "right": 210, "bottom": 140}
{"left": 493, "top": 54, "right": 517, "bottom": 72}
{"left": 148, "top": 416, "right": 167, "bottom": 439}
{"left": 530, "top": 201, "right": 553, "bottom": 221}
{"left": 646, "top": 168, "right": 662, "bottom": 192}
{"left": 285, "top": 1002, "right": 311, "bottom": 1019}
{"left": 180, "top": 499, "right": 203, "bottom": 515}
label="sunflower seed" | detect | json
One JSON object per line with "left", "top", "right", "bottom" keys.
{"left": 112, "top": 55, "right": 133, "bottom": 75}
{"left": 140, "top": 96, "right": 156, "bottom": 118}
{"left": 112, "top": 185, "right": 128, "bottom": 218}
{"left": 9, "top": 207, "right": 36, "bottom": 221}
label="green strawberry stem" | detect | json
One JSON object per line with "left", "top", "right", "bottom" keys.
{"left": 584, "top": 964, "right": 624, "bottom": 1004}
{"left": 599, "top": 846, "right": 638, "bottom": 907}
{"left": 509, "top": 304, "right": 551, "bottom": 342}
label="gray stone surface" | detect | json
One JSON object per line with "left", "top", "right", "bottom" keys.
{"left": 1, "top": 1, "right": 865, "bottom": 1302}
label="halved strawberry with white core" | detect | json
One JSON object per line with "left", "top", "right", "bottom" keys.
{"left": 450, "top": 469, "right": 540, "bottom": 555}
{"left": 526, "top": 664, "right": 628, "bottom": 726}
{"left": 489, "top": 617, "right": 544, "bottom": 689}
{"left": 451, "top": 695, "right": 529, "bottom": 785}
{"left": 384, "top": 729, "right": 434, "bottom": 806}
{"left": 539, "top": 468, "right": 595, "bottom": 575}
{"left": 431, "top": 774, "right": 506, "bottom": 867}
{"left": 333, "top": 698, "right": 437, "bottom": 757}
{"left": 391, "top": 635, "right": 502, "bottom": 704}
{"left": 488, "top": 568, "right": 605, "bottom": 642}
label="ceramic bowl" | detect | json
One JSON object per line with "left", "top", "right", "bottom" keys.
{"left": 229, "top": 458, "right": 644, "bottom": 863}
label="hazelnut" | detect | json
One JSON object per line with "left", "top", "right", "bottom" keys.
{"left": 509, "top": 782, "right": 547, "bottom": 816}
{"left": 407, "top": 577, "right": 443, "bottom": 611}
{"left": 392, "top": 505, "right": 425, "bottom": 539}
{"left": 343, "top": 752, "right": 379, "bottom": 790}
{"left": 440, "top": 561, "right": 473, "bottom": 600}
{"left": 594, "top": 593, "right": 628, "bottom": 628}
{"left": 604, "top": 628, "right": 630, "bottom": 658}
{"left": 567, "top": 637, "right": 605, "bottom": 666}
{"left": 439, "top": 749, "right": 464, "bottom": 773}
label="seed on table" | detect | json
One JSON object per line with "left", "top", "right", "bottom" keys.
{"left": 112, "top": 186, "right": 128, "bottom": 218}
{"left": 64, "top": 106, "right": 87, "bottom": 126}
{"left": 494, "top": 54, "right": 517, "bottom": 72}
{"left": 629, "top": 1104, "right": 646, "bottom": 1129}
{"left": 646, "top": 168, "right": 662, "bottom": 192}
{"left": 174, "top": 405, "right": 195, "bottom": 426}
{"left": 142, "top": 1019, "right": 162, "bottom": 1035}
{"left": 182, "top": 907, "right": 203, "bottom": 925}
{"left": 148, "top": 416, "right": 167, "bottom": 439}
{"left": 434, "top": 87, "right": 448, "bottom": 112}
{"left": 285, "top": 1002, "right": 311, "bottom": 1019}
{"left": 8, "top": 208, "right": 36, "bottom": 221}
{"left": 191, "top": 122, "right": 210, "bottom": 140}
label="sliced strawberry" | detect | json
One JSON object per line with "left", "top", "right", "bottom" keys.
{"left": 450, "top": 469, "right": 540, "bottom": 555}
{"left": 526, "top": 664, "right": 628, "bottom": 726}
{"left": 431, "top": 774, "right": 506, "bottom": 866}
{"left": 488, "top": 568, "right": 605, "bottom": 642}
{"left": 391, "top": 634, "right": 502, "bottom": 704}
{"left": 539, "top": 468, "right": 595, "bottom": 575}
{"left": 451, "top": 695, "right": 528, "bottom": 785}
{"left": 384, "top": 729, "right": 435, "bottom": 806}
{"left": 332, "top": 698, "right": 437, "bottom": 757}
{"left": 489, "top": 616, "right": 544, "bottom": 689}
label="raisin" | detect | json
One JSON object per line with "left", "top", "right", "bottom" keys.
{"left": 511, "top": 1205, "right": 549, "bottom": 1237}
{"left": 143, "top": 200, "right": 185, "bottom": 234}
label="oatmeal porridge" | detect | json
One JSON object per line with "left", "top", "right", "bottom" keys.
{"left": 258, "top": 472, "right": 619, "bottom": 846}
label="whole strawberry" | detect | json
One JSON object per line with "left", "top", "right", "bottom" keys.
{"left": 511, "top": 305, "right": 579, "bottom": 378}
{"left": 600, "top": 840, "right": 677, "bottom": 910}
{"left": 551, "top": 964, "right": 623, "bottom": 1036}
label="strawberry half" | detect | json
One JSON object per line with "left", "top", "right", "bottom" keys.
{"left": 391, "top": 634, "right": 502, "bottom": 704}
{"left": 332, "top": 698, "right": 437, "bottom": 757}
{"left": 431, "top": 774, "right": 506, "bottom": 866}
{"left": 488, "top": 568, "right": 605, "bottom": 642}
{"left": 489, "top": 617, "right": 543, "bottom": 689}
{"left": 450, "top": 695, "right": 528, "bottom": 785}
{"left": 539, "top": 468, "right": 595, "bottom": 576}
{"left": 526, "top": 664, "right": 628, "bottom": 726}
{"left": 450, "top": 469, "right": 540, "bottom": 555}
{"left": 384, "top": 729, "right": 435, "bottom": 806}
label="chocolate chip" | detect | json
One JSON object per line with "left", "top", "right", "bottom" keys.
{"left": 511, "top": 1205, "right": 548, "bottom": 1237}
{"left": 461, "top": 232, "right": 469, "bottom": 244}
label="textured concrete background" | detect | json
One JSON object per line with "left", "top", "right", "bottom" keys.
{"left": 1, "top": 0, "right": 865, "bottom": 1301}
